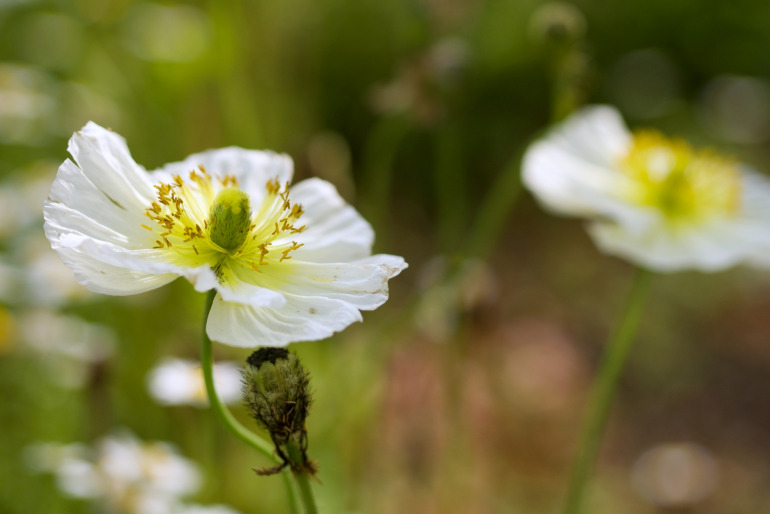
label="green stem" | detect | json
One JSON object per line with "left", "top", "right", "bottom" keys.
{"left": 463, "top": 148, "right": 524, "bottom": 260}
{"left": 563, "top": 268, "right": 653, "bottom": 514}
{"left": 201, "top": 290, "right": 276, "bottom": 460}
{"left": 201, "top": 290, "right": 302, "bottom": 511}
{"left": 282, "top": 471, "right": 301, "bottom": 514}
{"left": 435, "top": 121, "right": 468, "bottom": 252}
{"left": 359, "top": 114, "right": 410, "bottom": 247}
{"left": 286, "top": 440, "right": 319, "bottom": 514}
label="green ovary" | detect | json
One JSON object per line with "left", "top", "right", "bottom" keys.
{"left": 208, "top": 188, "right": 252, "bottom": 252}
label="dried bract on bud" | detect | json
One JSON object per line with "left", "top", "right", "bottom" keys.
{"left": 242, "top": 348, "right": 316, "bottom": 475}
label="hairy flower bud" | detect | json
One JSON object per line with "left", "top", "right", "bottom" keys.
{"left": 242, "top": 348, "right": 316, "bottom": 475}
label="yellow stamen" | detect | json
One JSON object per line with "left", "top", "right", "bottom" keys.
{"left": 142, "top": 174, "right": 307, "bottom": 284}
{"left": 620, "top": 130, "right": 741, "bottom": 221}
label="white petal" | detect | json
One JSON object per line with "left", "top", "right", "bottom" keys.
{"left": 152, "top": 147, "right": 293, "bottom": 205}
{"left": 522, "top": 106, "right": 648, "bottom": 227}
{"left": 67, "top": 122, "right": 156, "bottom": 212}
{"left": 47, "top": 160, "right": 150, "bottom": 242}
{"left": 50, "top": 245, "right": 177, "bottom": 295}
{"left": 547, "top": 105, "right": 632, "bottom": 165}
{"left": 45, "top": 200, "right": 138, "bottom": 247}
{"left": 254, "top": 254, "right": 407, "bottom": 310}
{"left": 49, "top": 229, "right": 218, "bottom": 294}
{"left": 587, "top": 217, "right": 760, "bottom": 272}
{"left": 289, "top": 178, "right": 375, "bottom": 262}
{"left": 206, "top": 293, "right": 364, "bottom": 347}
{"left": 738, "top": 168, "right": 770, "bottom": 229}
{"left": 215, "top": 261, "right": 286, "bottom": 308}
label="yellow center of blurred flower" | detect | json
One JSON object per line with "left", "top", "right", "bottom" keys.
{"left": 0, "top": 306, "right": 15, "bottom": 355}
{"left": 142, "top": 166, "right": 306, "bottom": 282}
{"left": 620, "top": 131, "right": 741, "bottom": 221}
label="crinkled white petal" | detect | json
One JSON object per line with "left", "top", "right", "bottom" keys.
{"left": 151, "top": 147, "right": 294, "bottom": 206}
{"left": 50, "top": 245, "right": 178, "bottom": 295}
{"left": 289, "top": 178, "right": 376, "bottom": 262}
{"left": 207, "top": 292, "right": 364, "bottom": 347}
{"left": 252, "top": 254, "right": 407, "bottom": 310}
{"left": 45, "top": 200, "right": 136, "bottom": 248}
{"left": 44, "top": 122, "right": 182, "bottom": 296}
{"left": 215, "top": 261, "right": 287, "bottom": 308}
{"left": 49, "top": 229, "right": 217, "bottom": 294}
{"left": 47, "top": 159, "right": 150, "bottom": 242}
{"left": 67, "top": 122, "right": 156, "bottom": 213}
{"left": 206, "top": 254, "right": 406, "bottom": 346}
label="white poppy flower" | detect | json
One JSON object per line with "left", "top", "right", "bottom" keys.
{"left": 44, "top": 123, "right": 407, "bottom": 346}
{"left": 522, "top": 105, "right": 770, "bottom": 272}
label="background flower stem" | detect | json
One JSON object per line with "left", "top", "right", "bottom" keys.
{"left": 563, "top": 268, "right": 653, "bottom": 514}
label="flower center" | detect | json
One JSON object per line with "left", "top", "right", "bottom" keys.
{"left": 142, "top": 166, "right": 307, "bottom": 283}
{"left": 208, "top": 188, "right": 251, "bottom": 252}
{"left": 620, "top": 131, "right": 741, "bottom": 221}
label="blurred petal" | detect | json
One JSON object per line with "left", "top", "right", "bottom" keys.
{"left": 524, "top": 105, "right": 770, "bottom": 272}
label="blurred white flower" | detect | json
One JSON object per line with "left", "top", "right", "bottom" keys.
{"left": 27, "top": 432, "right": 204, "bottom": 514}
{"left": 0, "top": 64, "right": 55, "bottom": 144}
{"left": 44, "top": 122, "right": 406, "bottom": 347}
{"left": 18, "top": 309, "right": 114, "bottom": 389}
{"left": 177, "top": 505, "right": 242, "bottom": 514}
{"left": 523, "top": 105, "right": 770, "bottom": 272}
{"left": 0, "top": 164, "right": 92, "bottom": 307}
{"left": 631, "top": 442, "right": 719, "bottom": 506}
{"left": 147, "top": 358, "right": 242, "bottom": 407}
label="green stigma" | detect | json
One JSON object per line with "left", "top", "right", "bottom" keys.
{"left": 208, "top": 188, "right": 252, "bottom": 252}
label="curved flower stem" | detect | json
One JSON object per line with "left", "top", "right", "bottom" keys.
{"left": 201, "top": 290, "right": 276, "bottom": 459}
{"left": 201, "top": 290, "right": 302, "bottom": 512}
{"left": 286, "top": 440, "right": 319, "bottom": 514}
{"left": 281, "top": 471, "right": 301, "bottom": 514}
{"left": 563, "top": 268, "right": 653, "bottom": 514}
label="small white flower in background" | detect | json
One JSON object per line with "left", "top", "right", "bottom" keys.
{"left": 26, "top": 432, "right": 210, "bottom": 514}
{"left": 523, "top": 105, "right": 770, "bottom": 272}
{"left": 0, "top": 174, "right": 50, "bottom": 239}
{"left": 44, "top": 123, "right": 406, "bottom": 347}
{"left": 177, "top": 505, "right": 243, "bottom": 514}
{"left": 147, "top": 358, "right": 241, "bottom": 407}
{"left": 631, "top": 442, "right": 718, "bottom": 507}
{"left": 17, "top": 309, "right": 114, "bottom": 389}
{"left": 0, "top": 166, "right": 93, "bottom": 307}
